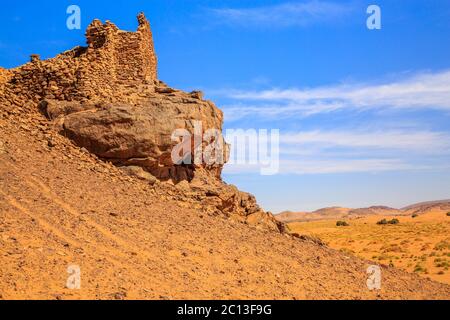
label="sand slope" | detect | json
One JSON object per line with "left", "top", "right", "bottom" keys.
{"left": 0, "top": 113, "right": 449, "bottom": 300}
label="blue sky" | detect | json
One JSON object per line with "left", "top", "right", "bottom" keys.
{"left": 1, "top": 1, "right": 450, "bottom": 212}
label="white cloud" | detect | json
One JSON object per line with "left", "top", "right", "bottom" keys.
{"left": 222, "top": 128, "right": 450, "bottom": 175}
{"left": 280, "top": 130, "right": 450, "bottom": 153}
{"left": 220, "top": 70, "right": 450, "bottom": 120}
{"left": 278, "top": 158, "right": 424, "bottom": 175}
{"left": 222, "top": 101, "right": 346, "bottom": 121}
{"left": 223, "top": 158, "right": 426, "bottom": 175}
{"left": 218, "top": 70, "right": 450, "bottom": 175}
{"left": 208, "top": 1, "right": 352, "bottom": 28}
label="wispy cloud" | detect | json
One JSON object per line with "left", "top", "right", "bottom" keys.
{"left": 280, "top": 130, "right": 450, "bottom": 153}
{"left": 279, "top": 129, "right": 450, "bottom": 173}
{"left": 219, "top": 70, "right": 450, "bottom": 120}
{"left": 224, "top": 158, "right": 429, "bottom": 175}
{"left": 278, "top": 158, "right": 426, "bottom": 175}
{"left": 219, "top": 69, "right": 450, "bottom": 175}
{"left": 207, "top": 1, "right": 353, "bottom": 28}
{"left": 223, "top": 128, "right": 450, "bottom": 175}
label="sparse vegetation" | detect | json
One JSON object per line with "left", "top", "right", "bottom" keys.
{"left": 381, "top": 243, "right": 404, "bottom": 253}
{"left": 434, "top": 258, "right": 450, "bottom": 269}
{"left": 339, "top": 248, "right": 355, "bottom": 255}
{"left": 336, "top": 221, "right": 350, "bottom": 227}
{"left": 377, "top": 219, "right": 388, "bottom": 225}
{"left": 377, "top": 218, "right": 400, "bottom": 225}
{"left": 288, "top": 210, "right": 450, "bottom": 285}
{"left": 447, "top": 212, "right": 450, "bottom": 217}
{"left": 414, "top": 264, "right": 428, "bottom": 274}
{"left": 434, "top": 241, "right": 450, "bottom": 251}
{"left": 412, "top": 214, "right": 419, "bottom": 218}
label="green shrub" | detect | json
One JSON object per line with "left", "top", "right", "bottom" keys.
{"left": 435, "top": 260, "right": 450, "bottom": 269}
{"left": 336, "top": 221, "right": 350, "bottom": 227}
{"left": 389, "top": 218, "right": 400, "bottom": 225}
{"left": 414, "top": 264, "right": 428, "bottom": 274}
{"left": 434, "top": 241, "right": 450, "bottom": 251}
{"left": 377, "top": 218, "right": 400, "bottom": 225}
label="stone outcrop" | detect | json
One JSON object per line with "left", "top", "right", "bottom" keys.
{"left": 40, "top": 85, "right": 226, "bottom": 182}
{"left": 0, "top": 13, "right": 284, "bottom": 233}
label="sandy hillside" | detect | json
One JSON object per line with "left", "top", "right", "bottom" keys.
{"left": 0, "top": 109, "right": 449, "bottom": 300}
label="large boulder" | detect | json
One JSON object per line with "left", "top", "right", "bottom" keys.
{"left": 39, "top": 92, "right": 284, "bottom": 232}
{"left": 41, "top": 89, "right": 228, "bottom": 182}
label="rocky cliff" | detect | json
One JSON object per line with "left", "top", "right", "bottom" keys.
{"left": 0, "top": 13, "right": 283, "bottom": 233}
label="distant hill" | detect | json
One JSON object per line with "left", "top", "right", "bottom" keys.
{"left": 276, "top": 200, "right": 450, "bottom": 223}
{"left": 277, "top": 207, "right": 351, "bottom": 223}
{"left": 402, "top": 200, "right": 450, "bottom": 215}
{"left": 349, "top": 206, "right": 399, "bottom": 216}
{"left": 402, "top": 199, "right": 450, "bottom": 211}
{"left": 313, "top": 207, "right": 351, "bottom": 216}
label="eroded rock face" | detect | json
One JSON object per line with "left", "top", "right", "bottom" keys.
{"left": 39, "top": 93, "right": 284, "bottom": 232}
{"left": 40, "top": 86, "right": 227, "bottom": 183}
{"left": 165, "top": 168, "right": 284, "bottom": 232}
{"left": 40, "top": 96, "right": 283, "bottom": 231}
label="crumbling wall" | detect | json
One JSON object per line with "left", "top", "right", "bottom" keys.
{"left": 85, "top": 12, "right": 158, "bottom": 83}
{"left": 136, "top": 12, "right": 158, "bottom": 82}
{"left": 1, "top": 13, "right": 158, "bottom": 104}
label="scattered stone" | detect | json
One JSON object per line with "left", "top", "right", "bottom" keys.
{"left": 113, "top": 292, "right": 127, "bottom": 300}
{"left": 190, "top": 90, "right": 203, "bottom": 100}
{"left": 0, "top": 141, "right": 5, "bottom": 154}
{"left": 120, "top": 166, "right": 157, "bottom": 185}
{"left": 47, "top": 138, "right": 56, "bottom": 148}
{"left": 30, "top": 54, "right": 40, "bottom": 63}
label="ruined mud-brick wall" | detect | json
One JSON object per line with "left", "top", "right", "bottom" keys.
{"left": 113, "top": 13, "right": 157, "bottom": 82}
{"left": 0, "top": 13, "right": 158, "bottom": 104}
{"left": 84, "top": 12, "right": 158, "bottom": 85}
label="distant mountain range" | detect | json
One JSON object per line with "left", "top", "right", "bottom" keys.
{"left": 276, "top": 200, "right": 450, "bottom": 223}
